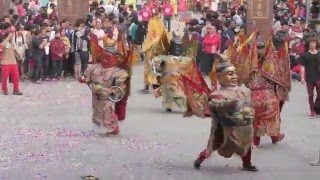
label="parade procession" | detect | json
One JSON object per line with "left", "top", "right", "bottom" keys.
{"left": 0, "top": 0, "right": 320, "bottom": 179}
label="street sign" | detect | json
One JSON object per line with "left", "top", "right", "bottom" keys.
{"left": 247, "top": 0, "right": 273, "bottom": 40}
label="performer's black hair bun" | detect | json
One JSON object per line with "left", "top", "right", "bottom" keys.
{"left": 216, "top": 62, "right": 234, "bottom": 73}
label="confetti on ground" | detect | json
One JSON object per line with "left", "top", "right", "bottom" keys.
{"left": 35, "top": 173, "right": 47, "bottom": 180}
{"left": 0, "top": 125, "right": 171, "bottom": 175}
{"left": 0, "top": 79, "right": 175, "bottom": 179}
{"left": 119, "top": 137, "right": 169, "bottom": 152}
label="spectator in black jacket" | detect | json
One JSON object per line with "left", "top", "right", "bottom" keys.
{"left": 133, "top": 22, "right": 146, "bottom": 62}
{"left": 133, "top": 22, "right": 146, "bottom": 46}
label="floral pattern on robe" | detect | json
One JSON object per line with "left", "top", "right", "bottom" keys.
{"left": 152, "top": 55, "right": 193, "bottom": 110}
{"left": 85, "top": 64, "right": 128, "bottom": 132}
{"left": 247, "top": 73, "right": 280, "bottom": 137}
{"left": 205, "top": 86, "right": 254, "bottom": 158}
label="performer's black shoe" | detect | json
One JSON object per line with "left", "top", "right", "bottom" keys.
{"left": 140, "top": 89, "right": 149, "bottom": 93}
{"left": 242, "top": 164, "right": 258, "bottom": 172}
{"left": 140, "top": 53, "right": 145, "bottom": 61}
{"left": 193, "top": 159, "right": 202, "bottom": 170}
{"left": 194, "top": 150, "right": 207, "bottom": 170}
{"left": 280, "top": 134, "right": 285, "bottom": 140}
{"left": 165, "top": 108, "right": 172, "bottom": 112}
{"left": 92, "top": 119, "right": 102, "bottom": 127}
{"left": 184, "top": 111, "right": 193, "bottom": 117}
{"left": 272, "top": 134, "right": 285, "bottom": 144}
{"left": 81, "top": 175, "right": 99, "bottom": 180}
{"left": 139, "top": 85, "right": 149, "bottom": 94}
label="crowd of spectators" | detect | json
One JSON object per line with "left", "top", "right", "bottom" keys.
{"left": 0, "top": 0, "right": 319, "bottom": 96}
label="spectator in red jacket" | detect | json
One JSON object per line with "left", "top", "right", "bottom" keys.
{"left": 35, "top": 7, "right": 45, "bottom": 24}
{"left": 200, "top": 24, "right": 221, "bottom": 76}
{"left": 50, "top": 31, "right": 65, "bottom": 80}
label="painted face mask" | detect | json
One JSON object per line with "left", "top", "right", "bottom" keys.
{"left": 218, "top": 65, "right": 238, "bottom": 87}
{"left": 100, "top": 52, "right": 117, "bottom": 69}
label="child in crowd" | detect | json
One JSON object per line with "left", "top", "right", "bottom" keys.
{"left": 42, "top": 29, "right": 51, "bottom": 81}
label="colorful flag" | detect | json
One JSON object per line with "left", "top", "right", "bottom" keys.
{"left": 182, "top": 60, "right": 210, "bottom": 93}
{"left": 90, "top": 34, "right": 103, "bottom": 64}
{"left": 261, "top": 35, "right": 283, "bottom": 86}
{"left": 249, "top": 31, "right": 259, "bottom": 73}
{"left": 277, "top": 42, "right": 291, "bottom": 89}
{"left": 123, "top": 45, "right": 136, "bottom": 96}
{"left": 182, "top": 32, "right": 199, "bottom": 60}
{"left": 209, "top": 60, "right": 219, "bottom": 90}
{"left": 180, "top": 74, "right": 209, "bottom": 118}
{"left": 235, "top": 34, "right": 252, "bottom": 85}
{"left": 117, "top": 33, "right": 128, "bottom": 59}
{"left": 178, "top": 60, "right": 211, "bottom": 118}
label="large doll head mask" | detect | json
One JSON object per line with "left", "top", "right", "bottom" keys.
{"left": 217, "top": 62, "right": 238, "bottom": 88}
{"left": 99, "top": 51, "right": 117, "bottom": 68}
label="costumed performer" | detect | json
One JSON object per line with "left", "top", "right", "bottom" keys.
{"left": 141, "top": 15, "right": 169, "bottom": 93}
{"left": 247, "top": 40, "right": 285, "bottom": 146}
{"left": 80, "top": 44, "right": 128, "bottom": 135}
{"left": 181, "top": 20, "right": 200, "bottom": 61}
{"left": 226, "top": 30, "right": 288, "bottom": 146}
{"left": 151, "top": 36, "right": 191, "bottom": 112}
{"left": 114, "top": 32, "right": 133, "bottom": 121}
{"left": 193, "top": 59, "right": 258, "bottom": 172}
{"left": 103, "top": 31, "right": 131, "bottom": 121}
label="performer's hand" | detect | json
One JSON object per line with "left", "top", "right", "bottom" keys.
{"left": 102, "top": 88, "right": 115, "bottom": 96}
{"left": 93, "top": 84, "right": 104, "bottom": 94}
{"left": 109, "top": 88, "right": 117, "bottom": 94}
{"left": 301, "top": 78, "right": 306, "bottom": 84}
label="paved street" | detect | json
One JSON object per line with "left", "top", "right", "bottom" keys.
{"left": 0, "top": 63, "right": 320, "bottom": 180}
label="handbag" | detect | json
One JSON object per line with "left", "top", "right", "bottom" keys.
{"left": 14, "top": 51, "right": 23, "bottom": 62}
